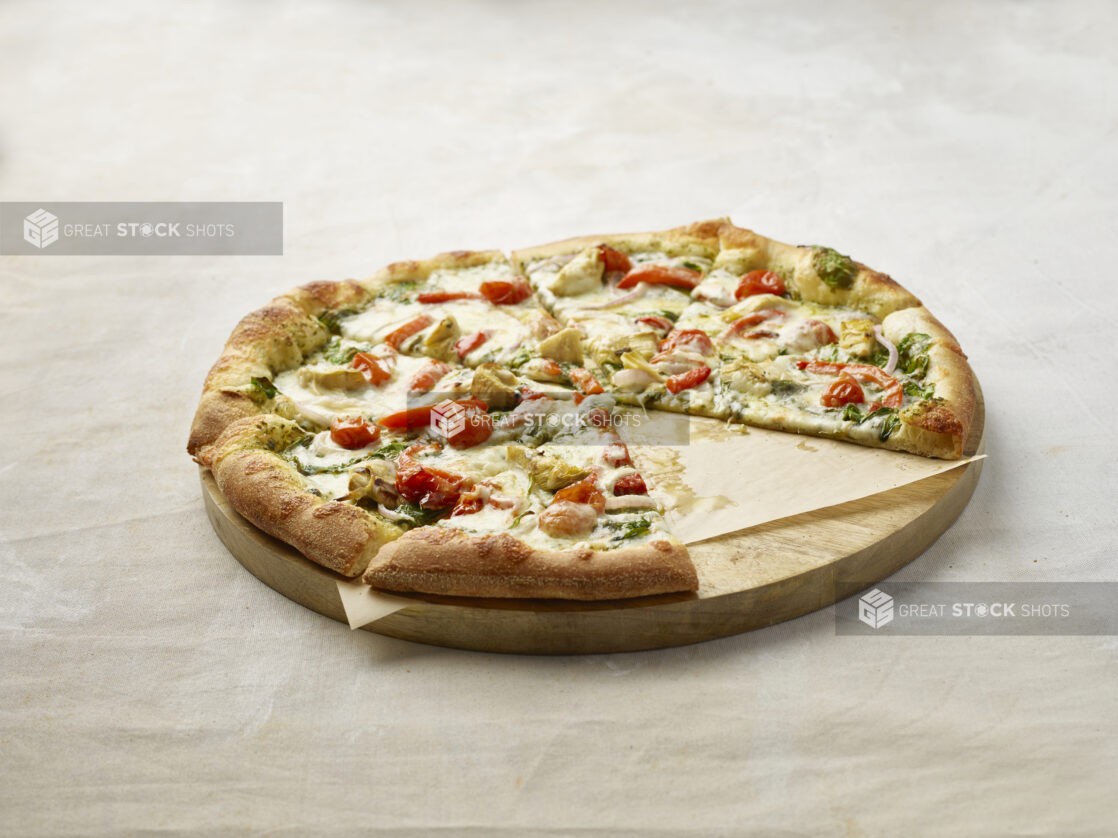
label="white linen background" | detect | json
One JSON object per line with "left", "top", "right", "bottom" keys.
{"left": 1, "top": 1, "right": 1115, "bottom": 835}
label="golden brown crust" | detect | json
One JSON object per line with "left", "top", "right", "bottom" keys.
{"left": 203, "top": 415, "right": 403, "bottom": 577}
{"left": 361, "top": 249, "right": 508, "bottom": 290}
{"left": 511, "top": 218, "right": 729, "bottom": 268}
{"left": 716, "top": 223, "right": 920, "bottom": 319}
{"left": 883, "top": 306, "right": 976, "bottom": 459}
{"left": 362, "top": 527, "right": 698, "bottom": 600}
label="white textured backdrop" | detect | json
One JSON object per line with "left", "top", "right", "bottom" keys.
{"left": 1, "top": 1, "right": 1115, "bottom": 835}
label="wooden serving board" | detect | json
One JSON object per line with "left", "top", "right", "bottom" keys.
{"left": 201, "top": 390, "right": 984, "bottom": 654}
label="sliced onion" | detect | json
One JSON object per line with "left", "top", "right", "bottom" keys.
{"left": 604, "top": 495, "right": 657, "bottom": 511}
{"left": 874, "top": 325, "right": 899, "bottom": 375}
{"left": 585, "top": 283, "right": 647, "bottom": 309}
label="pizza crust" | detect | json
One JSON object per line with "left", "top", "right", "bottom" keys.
{"left": 511, "top": 217, "right": 728, "bottom": 266}
{"left": 883, "top": 306, "right": 976, "bottom": 459}
{"left": 362, "top": 526, "right": 698, "bottom": 600}
{"left": 201, "top": 414, "right": 403, "bottom": 577}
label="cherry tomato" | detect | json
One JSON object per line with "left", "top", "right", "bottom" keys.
{"left": 407, "top": 360, "right": 452, "bottom": 394}
{"left": 598, "top": 245, "right": 632, "bottom": 274}
{"left": 617, "top": 264, "right": 702, "bottom": 291}
{"left": 554, "top": 477, "right": 606, "bottom": 513}
{"left": 329, "top": 416, "right": 381, "bottom": 449}
{"left": 570, "top": 367, "right": 604, "bottom": 395}
{"left": 479, "top": 276, "right": 531, "bottom": 305}
{"left": 659, "top": 329, "right": 715, "bottom": 356}
{"left": 665, "top": 365, "right": 712, "bottom": 394}
{"left": 796, "top": 361, "right": 903, "bottom": 408}
{"left": 383, "top": 314, "right": 433, "bottom": 349}
{"left": 454, "top": 331, "right": 489, "bottom": 358}
{"left": 820, "top": 374, "right": 865, "bottom": 407}
{"left": 612, "top": 473, "right": 648, "bottom": 496}
{"left": 351, "top": 351, "right": 393, "bottom": 386}
{"left": 735, "top": 270, "right": 786, "bottom": 300}
{"left": 416, "top": 291, "right": 482, "bottom": 303}
{"left": 394, "top": 445, "right": 465, "bottom": 509}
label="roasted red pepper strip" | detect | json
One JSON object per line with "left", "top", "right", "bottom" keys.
{"left": 407, "top": 359, "right": 451, "bottom": 394}
{"left": 383, "top": 314, "right": 433, "bottom": 349}
{"left": 598, "top": 245, "right": 632, "bottom": 274}
{"left": 635, "top": 314, "right": 674, "bottom": 333}
{"left": 416, "top": 290, "right": 482, "bottom": 303}
{"left": 378, "top": 399, "right": 488, "bottom": 430}
{"left": 723, "top": 309, "right": 786, "bottom": 337}
{"left": 454, "top": 331, "right": 488, "bottom": 358}
{"left": 569, "top": 367, "right": 604, "bottom": 395}
{"left": 665, "top": 365, "right": 712, "bottom": 394}
{"left": 479, "top": 276, "right": 531, "bottom": 305}
{"left": 351, "top": 352, "right": 393, "bottom": 386}
{"left": 796, "top": 361, "right": 903, "bottom": 408}
{"left": 617, "top": 264, "right": 702, "bottom": 291}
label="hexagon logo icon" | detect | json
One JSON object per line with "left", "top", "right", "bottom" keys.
{"left": 430, "top": 400, "right": 467, "bottom": 441}
{"left": 858, "top": 588, "right": 894, "bottom": 629}
{"left": 24, "top": 208, "right": 59, "bottom": 249}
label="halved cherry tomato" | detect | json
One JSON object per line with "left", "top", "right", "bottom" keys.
{"left": 665, "top": 365, "right": 712, "bottom": 394}
{"left": 635, "top": 314, "right": 675, "bottom": 333}
{"left": 554, "top": 477, "right": 606, "bottom": 513}
{"left": 617, "top": 264, "right": 702, "bottom": 291}
{"left": 479, "top": 276, "right": 531, "bottom": 305}
{"left": 796, "top": 361, "right": 903, "bottom": 408}
{"left": 330, "top": 416, "right": 381, "bottom": 450}
{"left": 395, "top": 445, "right": 465, "bottom": 509}
{"left": 570, "top": 367, "right": 604, "bottom": 395}
{"left": 378, "top": 398, "right": 488, "bottom": 430}
{"left": 444, "top": 405, "right": 494, "bottom": 449}
{"left": 383, "top": 314, "right": 433, "bottom": 349}
{"left": 735, "top": 270, "right": 787, "bottom": 300}
{"left": 602, "top": 442, "right": 632, "bottom": 468}
{"left": 613, "top": 473, "right": 648, "bottom": 496}
{"left": 407, "top": 359, "right": 451, "bottom": 394}
{"left": 724, "top": 309, "right": 787, "bottom": 337}
{"left": 450, "top": 492, "right": 484, "bottom": 516}
{"left": 454, "top": 331, "right": 489, "bottom": 358}
{"left": 351, "top": 351, "right": 393, "bottom": 386}
{"left": 599, "top": 245, "right": 631, "bottom": 274}
{"left": 659, "top": 329, "right": 715, "bottom": 356}
{"left": 820, "top": 374, "right": 865, "bottom": 407}
{"left": 416, "top": 290, "right": 482, "bottom": 304}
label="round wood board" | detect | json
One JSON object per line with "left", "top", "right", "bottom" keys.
{"left": 201, "top": 389, "right": 984, "bottom": 654}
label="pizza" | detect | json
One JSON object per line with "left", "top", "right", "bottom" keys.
{"left": 188, "top": 219, "right": 976, "bottom": 601}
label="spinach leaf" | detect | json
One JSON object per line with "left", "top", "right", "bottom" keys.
{"left": 391, "top": 502, "right": 447, "bottom": 527}
{"left": 604, "top": 517, "right": 652, "bottom": 541}
{"left": 897, "top": 332, "right": 931, "bottom": 379}
{"left": 322, "top": 338, "right": 361, "bottom": 365}
{"left": 250, "top": 376, "right": 277, "bottom": 400}
{"left": 318, "top": 308, "right": 359, "bottom": 335}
